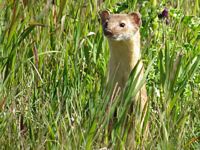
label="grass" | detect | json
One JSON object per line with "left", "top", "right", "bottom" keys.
{"left": 0, "top": 0, "right": 200, "bottom": 149}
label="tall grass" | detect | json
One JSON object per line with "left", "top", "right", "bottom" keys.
{"left": 0, "top": 0, "right": 199, "bottom": 149}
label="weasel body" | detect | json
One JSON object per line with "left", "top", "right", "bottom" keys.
{"left": 100, "top": 11, "right": 147, "bottom": 105}
{"left": 100, "top": 11, "right": 148, "bottom": 148}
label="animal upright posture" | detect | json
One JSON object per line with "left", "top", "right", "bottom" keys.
{"left": 100, "top": 10, "right": 147, "bottom": 109}
{"left": 100, "top": 10, "right": 148, "bottom": 148}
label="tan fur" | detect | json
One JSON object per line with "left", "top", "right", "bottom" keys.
{"left": 100, "top": 11, "right": 148, "bottom": 148}
{"left": 100, "top": 11, "right": 147, "bottom": 107}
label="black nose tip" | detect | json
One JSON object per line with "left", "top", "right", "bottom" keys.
{"left": 104, "top": 29, "right": 113, "bottom": 36}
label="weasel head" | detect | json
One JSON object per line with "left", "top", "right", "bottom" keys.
{"left": 100, "top": 10, "right": 141, "bottom": 41}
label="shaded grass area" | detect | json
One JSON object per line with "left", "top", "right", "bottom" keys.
{"left": 0, "top": 0, "right": 200, "bottom": 149}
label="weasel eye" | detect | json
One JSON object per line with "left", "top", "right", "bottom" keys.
{"left": 119, "top": 23, "right": 125, "bottom": 27}
{"left": 104, "top": 21, "right": 108, "bottom": 28}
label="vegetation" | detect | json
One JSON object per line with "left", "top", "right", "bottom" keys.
{"left": 0, "top": 0, "right": 199, "bottom": 149}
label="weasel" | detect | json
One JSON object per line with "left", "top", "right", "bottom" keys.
{"left": 100, "top": 10, "right": 148, "bottom": 148}
{"left": 100, "top": 10, "right": 147, "bottom": 108}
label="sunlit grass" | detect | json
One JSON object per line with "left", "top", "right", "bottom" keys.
{"left": 0, "top": 0, "right": 199, "bottom": 149}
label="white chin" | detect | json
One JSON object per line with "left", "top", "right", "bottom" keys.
{"left": 109, "top": 35, "right": 131, "bottom": 41}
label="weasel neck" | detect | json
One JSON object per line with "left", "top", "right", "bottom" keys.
{"left": 107, "top": 31, "right": 142, "bottom": 89}
{"left": 108, "top": 32, "right": 141, "bottom": 68}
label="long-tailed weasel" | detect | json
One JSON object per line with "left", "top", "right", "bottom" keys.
{"left": 100, "top": 10, "right": 147, "bottom": 108}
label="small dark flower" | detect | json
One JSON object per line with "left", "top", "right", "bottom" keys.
{"left": 158, "top": 8, "right": 169, "bottom": 19}
{"left": 158, "top": 13, "right": 163, "bottom": 19}
{"left": 158, "top": 8, "right": 170, "bottom": 25}
{"left": 162, "top": 8, "right": 168, "bottom": 18}
{"left": 166, "top": 19, "right": 170, "bottom": 25}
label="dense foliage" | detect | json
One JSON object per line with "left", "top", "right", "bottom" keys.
{"left": 0, "top": 0, "right": 199, "bottom": 149}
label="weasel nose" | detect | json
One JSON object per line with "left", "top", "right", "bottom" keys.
{"left": 104, "top": 29, "right": 113, "bottom": 36}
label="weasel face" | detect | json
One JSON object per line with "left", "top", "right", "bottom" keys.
{"left": 100, "top": 11, "right": 141, "bottom": 41}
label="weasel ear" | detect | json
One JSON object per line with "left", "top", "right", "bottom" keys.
{"left": 100, "top": 10, "right": 110, "bottom": 23}
{"left": 129, "top": 12, "right": 142, "bottom": 26}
